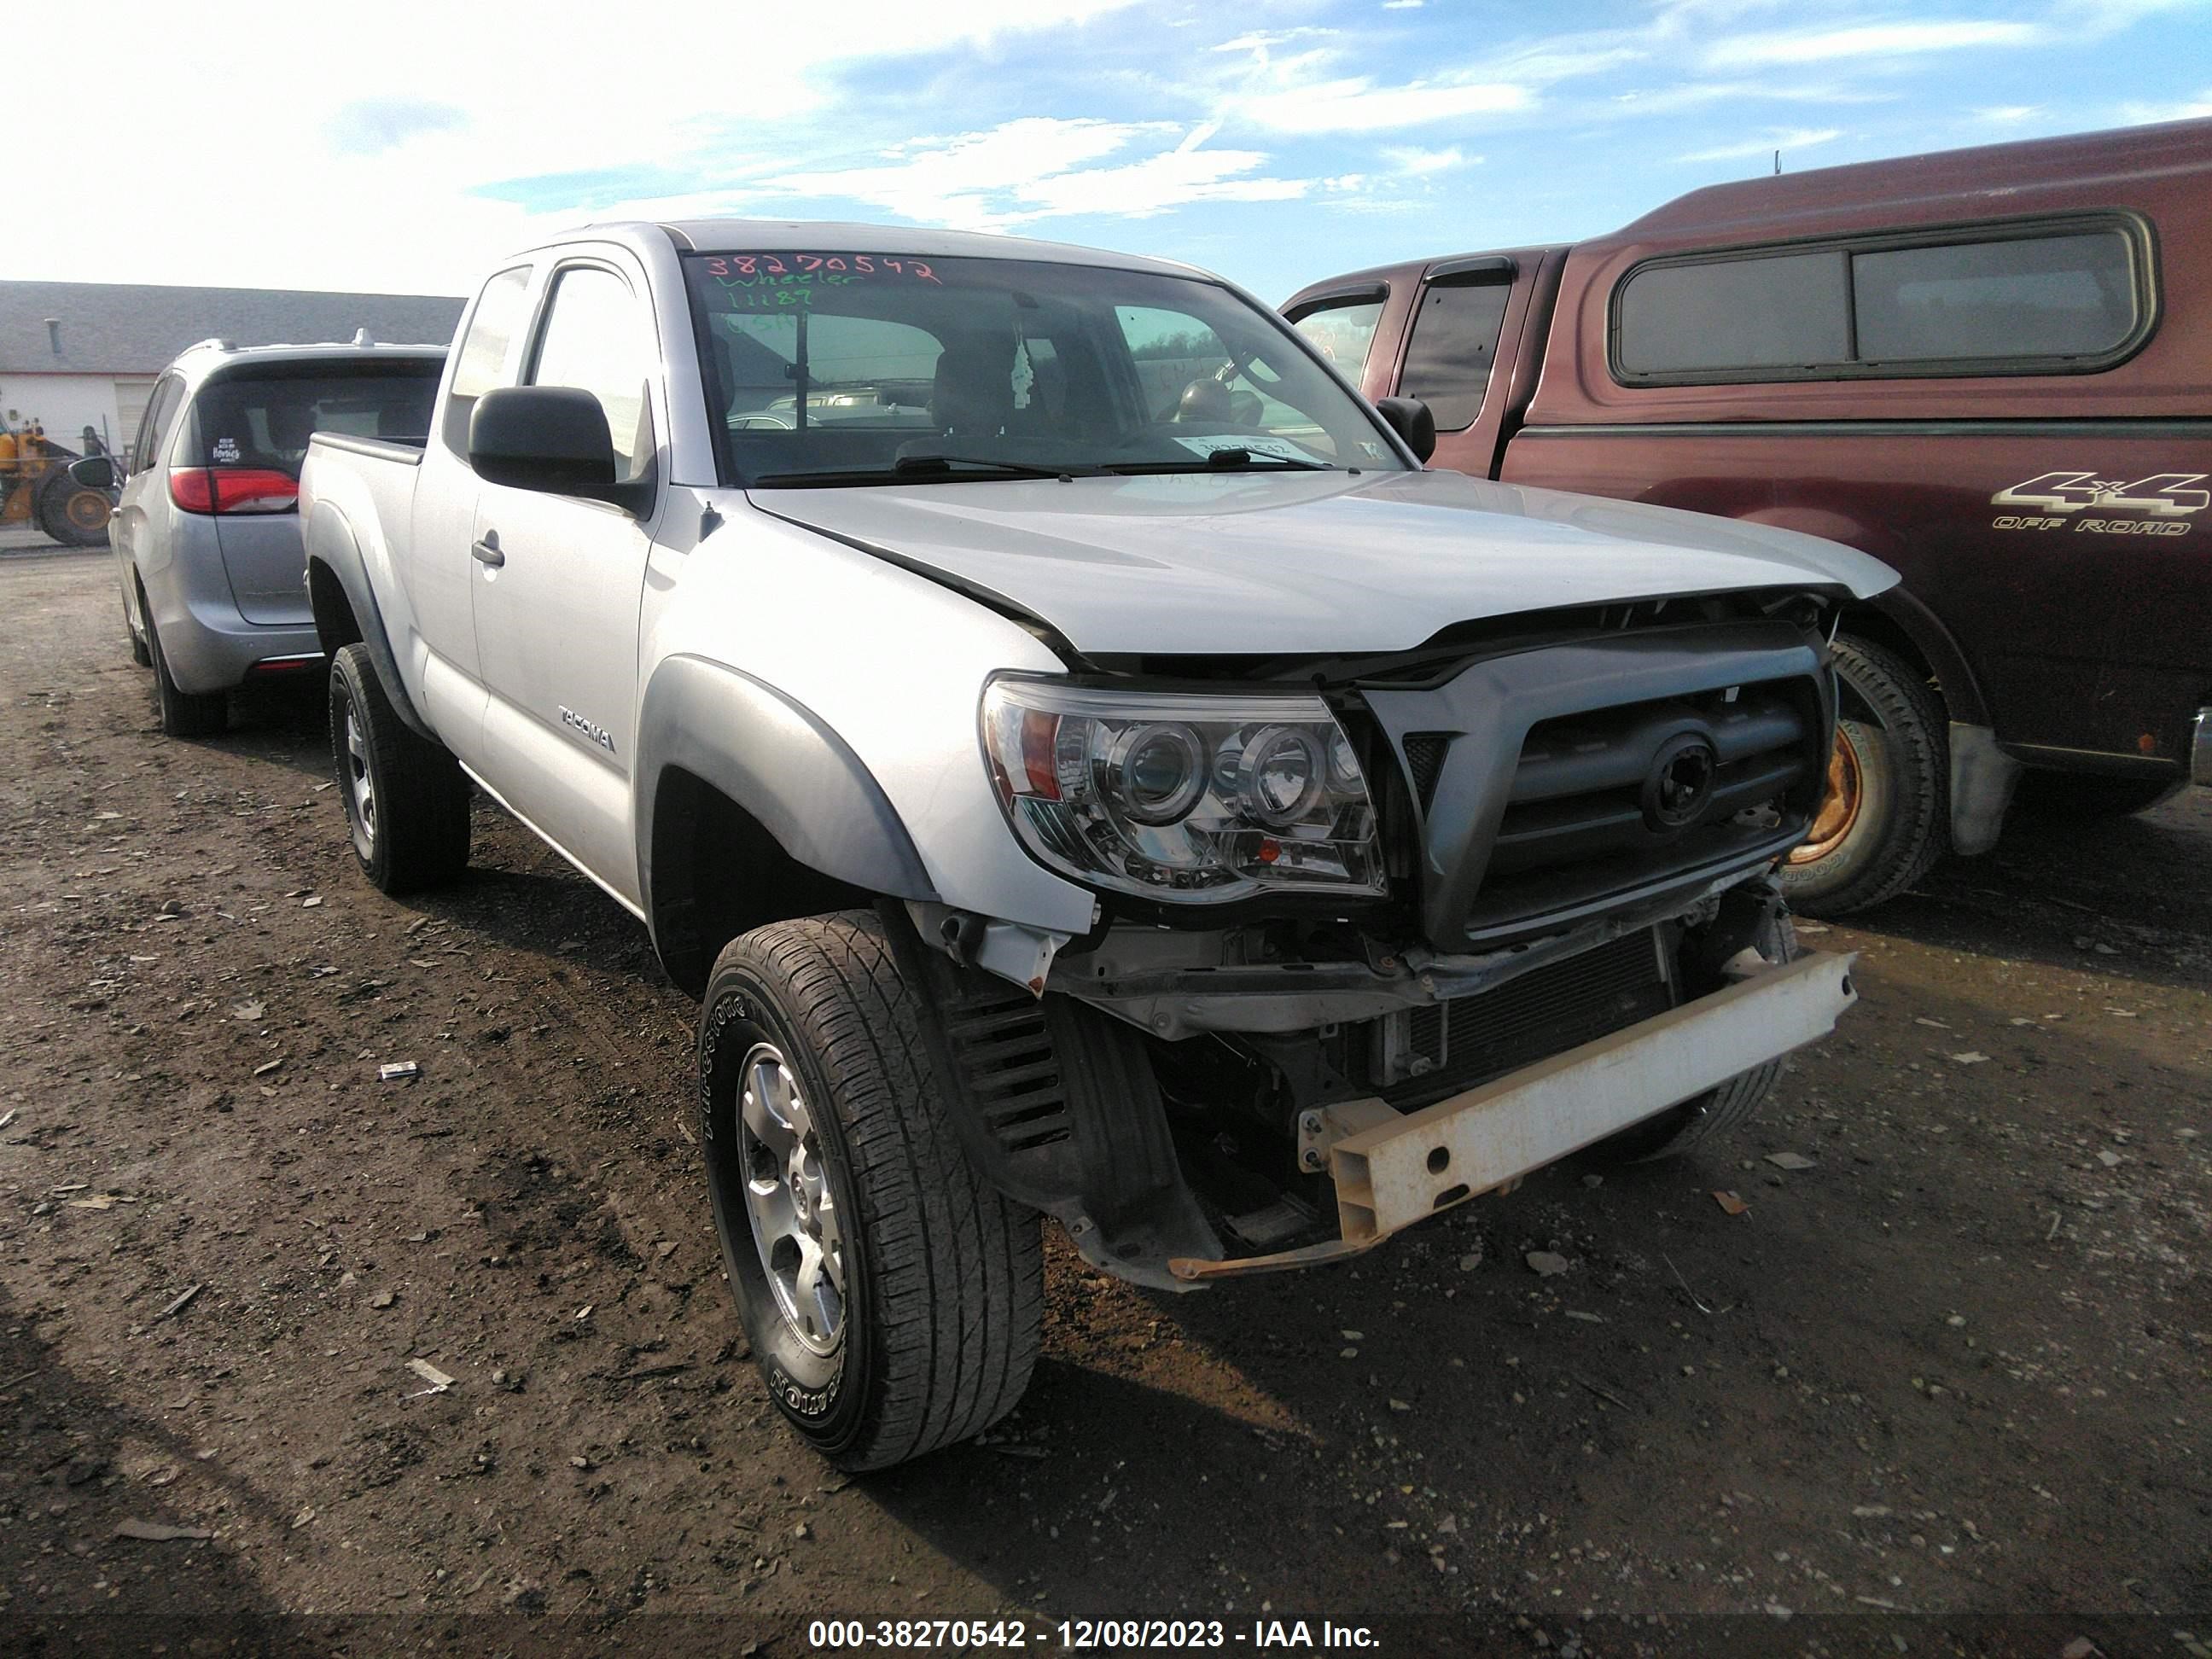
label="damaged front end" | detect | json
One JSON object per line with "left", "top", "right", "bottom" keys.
{"left": 908, "top": 594, "right": 1863, "bottom": 1288}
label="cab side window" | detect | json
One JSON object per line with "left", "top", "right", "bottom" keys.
{"left": 1290, "top": 298, "right": 1385, "bottom": 383}
{"left": 527, "top": 266, "right": 655, "bottom": 484}
{"left": 1400, "top": 277, "right": 1512, "bottom": 431}
{"left": 440, "top": 265, "right": 533, "bottom": 457}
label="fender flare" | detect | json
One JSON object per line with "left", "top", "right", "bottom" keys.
{"left": 633, "top": 655, "right": 939, "bottom": 925}
{"left": 303, "top": 500, "right": 437, "bottom": 742}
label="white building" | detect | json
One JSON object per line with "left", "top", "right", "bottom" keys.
{"left": 0, "top": 281, "right": 463, "bottom": 461}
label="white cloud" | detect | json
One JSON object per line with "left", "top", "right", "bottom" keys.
{"left": 3, "top": 0, "right": 1148, "bottom": 291}
{"left": 1707, "top": 20, "right": 2042, "bottom": 67}
{"left": 767, "top": 119, "right": 1312, "bottom": 229}
{"left": 1234, "top": 74, "right": 1532, "bottom": 131}
{"left": 1015, "top": 126, "right": 1312, "bottom": 218}
{"left": 2117, "top": 87, "right": 2212, "bottom": 122}
{"left": 1380, "top": 144, "right": 1476, "bottom": 174}
{"left": 1608, "top": 79, "right": 1893, "bottom": 115}
{"left": 780, "top": 119, "right": 1156, "bottom": 229}
{"left": 1382, "top": 0, "right": 1424, "bottom": 9}
{"left": 1678, "top": 126, "right": 1842, "bottom": 163}
{"left": 1974, "top": 104, "right": 2045, "bottom": 123}
{"left": 1213, "top": 28, "right": 1337, "bottom": 53}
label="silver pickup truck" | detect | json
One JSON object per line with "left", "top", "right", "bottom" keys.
{"left": 297, "top": 220, "right": 1891, "bottom": 1470}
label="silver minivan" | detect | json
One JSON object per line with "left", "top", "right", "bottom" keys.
{"left": 108, "top": 340, "right": 445, "bottom": 735}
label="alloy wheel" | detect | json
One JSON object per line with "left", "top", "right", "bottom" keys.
{"left": 343, "top": 701, "right": 377, "bottom": 852}
{"left": 736, "top": 1042, "right": 845, "bottom": 1355}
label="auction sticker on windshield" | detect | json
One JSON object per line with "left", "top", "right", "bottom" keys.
{"left": 1172, "top": 434, "right": 1313, "bottom": 463}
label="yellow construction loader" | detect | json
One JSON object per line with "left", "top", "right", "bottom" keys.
{"left": 0, "top": 417, "right": 113, "bottom": 545}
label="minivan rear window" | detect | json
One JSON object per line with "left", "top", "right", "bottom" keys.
{"left": 1613, "top": 217, "right": 2149, "bottom": 383}
{"left": 189, "top": 361, "right": 443, "bottom": 476}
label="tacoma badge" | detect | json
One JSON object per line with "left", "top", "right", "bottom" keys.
{"left": 560, "top": 707, "right": 615, "bottom": 753}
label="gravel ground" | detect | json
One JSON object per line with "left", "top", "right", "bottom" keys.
{"left": 1, "top": 550, "right": 2205, "bottom": 1657}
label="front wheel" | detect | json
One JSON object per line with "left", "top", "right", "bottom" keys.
{"left": 699, "top": 911, "right": 1042, "bottom": 1470}
{"left": 1780, "top": 637, "right": 1947, "bottom": 917}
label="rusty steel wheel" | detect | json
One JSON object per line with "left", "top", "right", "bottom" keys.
{"left": 1790, "top": 725, "right": 1866, "bottom": 866}
{"left": 1778, "top": 636, "right": 1946, "bottom": 917}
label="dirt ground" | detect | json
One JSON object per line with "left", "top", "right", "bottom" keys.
{"left": 2, "top": 548, "right": 2205, "bottom": 1657}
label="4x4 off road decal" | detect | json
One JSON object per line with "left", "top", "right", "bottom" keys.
{"left": 1992, "top": 471, "right": 2206, "bottom": 537}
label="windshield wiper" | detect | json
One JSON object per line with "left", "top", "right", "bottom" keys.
{"left": 747, "top": 458, "right": 1102, "bottom": 487}
{"left": 1109, "top": 448, "right": 1334, "bottom": 474}
{"left": 892, "top": 453, "right": 1103, "bottom": 480}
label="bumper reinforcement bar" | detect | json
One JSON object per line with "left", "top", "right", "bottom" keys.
{"left": 1170, "top": 949, "right": 1858, "bottom": 1281}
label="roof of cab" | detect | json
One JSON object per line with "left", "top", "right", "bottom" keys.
{"left": 1611, "top": 116, "right": 2212, "bottom": 243}
{"left": 534, "top": 218, "right": 1212, "bottom": 281}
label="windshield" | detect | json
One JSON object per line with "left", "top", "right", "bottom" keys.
{"left": 684, "top": 252, "right": 1408, "bottom": 486}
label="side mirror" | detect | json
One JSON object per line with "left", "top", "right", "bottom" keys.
{"left": 469, "top": 386, "right": 649, "bottom": 512}
{"left": 1373, "top": 396, "right": 1436, "bottom": 464}
{"left": 67, "top": 455, "right": 117, "bottom": 491}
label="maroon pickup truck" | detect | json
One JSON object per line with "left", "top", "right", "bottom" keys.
{"left": 1287, "top": 119, "right": 2211, "bottom": 916}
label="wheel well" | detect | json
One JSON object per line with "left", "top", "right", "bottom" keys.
{"left": 648, "top": 767, "right": 870, "bottom": 997}
{"left": 307, "top": 560, "right": 363, "bottom": 655}
{"left": 1836, "top": 606, "right": 1943, "bottom": 719}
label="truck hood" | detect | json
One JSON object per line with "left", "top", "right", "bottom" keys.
{"left": 747, "top": 468, "right": 1896, "bottom": 655}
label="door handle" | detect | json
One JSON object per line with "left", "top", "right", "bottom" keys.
{"left": 471, "top": 532, "right": 504, "bottom": 568}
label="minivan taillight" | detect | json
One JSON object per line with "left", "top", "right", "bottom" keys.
{"left": 168, "top": 468, "right": 299, "bottom": 515}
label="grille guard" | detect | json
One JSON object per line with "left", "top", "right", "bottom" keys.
{"left": 1361, "top": 619, "right": 1834, "bottom": 949}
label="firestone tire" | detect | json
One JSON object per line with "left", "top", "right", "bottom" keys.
{"left": 328, "top": 643, "right": 471, "bottom": 894}
{"left": 699, "top": 911, "right": 1043, "bottom": 1471}
{"left": 143, "top": 601, "right": 227, "bottom": 737}
{"left": 1780, "top": 637, "right": 1947, "bottom": 917}
{"left": 1584, "top": 911, "right": 1800, "bottom": 1165}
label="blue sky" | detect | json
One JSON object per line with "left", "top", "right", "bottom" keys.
{"left": 23, "top": 0, "right": 2212, "bottom": 301}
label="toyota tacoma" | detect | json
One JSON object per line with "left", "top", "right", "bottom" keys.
{"left": 297, "top": 221, "right": 1891, "bottom": 1470}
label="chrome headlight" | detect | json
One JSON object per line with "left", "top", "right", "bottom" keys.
{"left": 981, "top": 679, "right": 1384, "bottom": 901}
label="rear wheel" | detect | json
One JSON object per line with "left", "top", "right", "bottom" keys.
{"left": 124, "top": 585, "right": 151, "bottom": 667}
{"left": 328, "top": 643, "right": 471, "bottom": 893}
{"left": 2011, "top": 769, "right": 2185, "bottom": 820}
{"left": 700, "top": 911, "right": 1042, "bottom": 1470}
{"left": 143, "top": 602, "right": 227, "bottom": 737}
{"left": 38, "top": 473, "right": 111, "bottom": 547}
{"left": 1780, "top": 637, "right": 1946, "bottom": 917}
